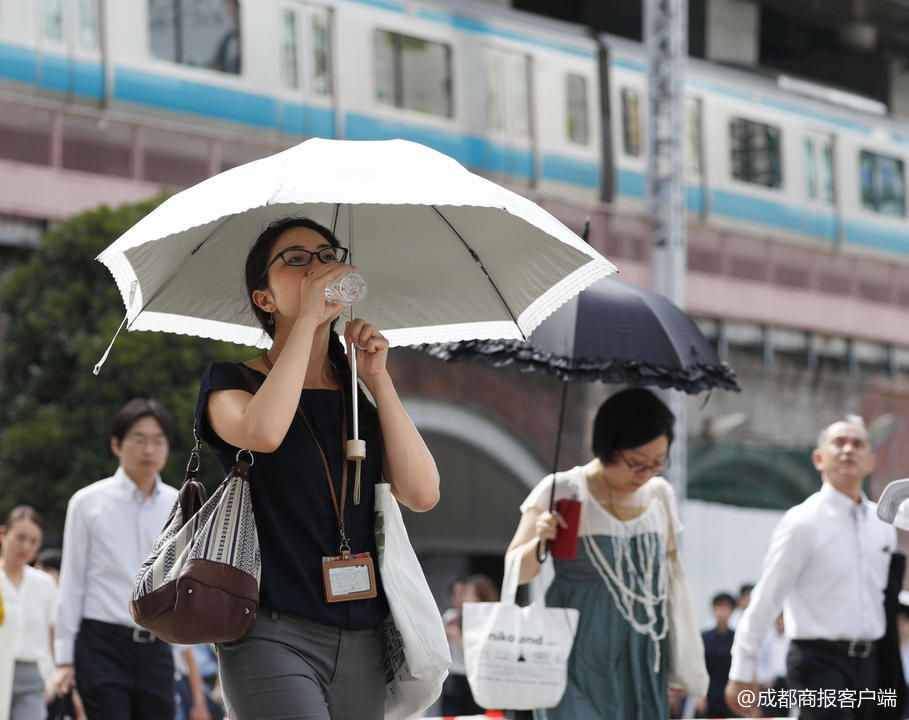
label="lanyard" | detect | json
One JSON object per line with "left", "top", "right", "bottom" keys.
{"left": 261, "top": 354, "right": 351, "bottom": 554}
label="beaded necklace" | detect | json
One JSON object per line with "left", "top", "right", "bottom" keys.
{"left": 582, "top": 473, "right": 669, "bottom": 672}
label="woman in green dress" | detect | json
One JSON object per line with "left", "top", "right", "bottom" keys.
{"left": 506, "top": 389, "right": 708, "bottom": 719}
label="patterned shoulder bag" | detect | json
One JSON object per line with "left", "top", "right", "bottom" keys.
{"left": 129, "top": 368, "right": 262, "bottom": 644}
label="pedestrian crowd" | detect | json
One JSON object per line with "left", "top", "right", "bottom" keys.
{"left": 3, "top": 401, "right": 908, "bottom": 720}
{"left": 1, "top": 400, "right": 226, "bottom": 720}
{"left": 1, "top": 219, "right": 905, "bottom": 720}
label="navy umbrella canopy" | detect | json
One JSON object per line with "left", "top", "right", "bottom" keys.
{"left": 420, "top": 278, "right": 740, "bottom": 394}
{"left": 417, "top": 275, "right": 739, "bottom": 562}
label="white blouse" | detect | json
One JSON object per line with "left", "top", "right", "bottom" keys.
{"left": 520, "top": 461, "right": 682, "bottom": 543}
{"left": 0, "top": 565, "right": 57, "bottom": 665}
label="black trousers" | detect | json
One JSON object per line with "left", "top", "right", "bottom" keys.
{"left": 787, "top": 640, "right": 879, "bottom": 720}
{"left": 74, "top": 619, "right": 175, "bottom": 720}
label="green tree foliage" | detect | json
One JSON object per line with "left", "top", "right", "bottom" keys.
{"left": 0, "top": 198, "right": 248, "bottom": 537}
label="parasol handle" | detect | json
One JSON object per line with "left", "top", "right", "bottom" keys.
{"left": 347, "top": 338, "right": 366, "bottom": 504}
{"left": 349, "top": 337, "right": 360, "bottom": 440}
{"left": 535, "top": 383, "right": 569, "bottom": 564}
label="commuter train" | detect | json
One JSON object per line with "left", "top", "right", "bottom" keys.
{"left": 1, "top": 0, "right": 907, "bottom": 255}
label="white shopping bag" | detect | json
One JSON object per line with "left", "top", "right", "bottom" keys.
{"left": 375, "top": 483, "right": 451, "bottom": 720}
{"left": 462, "top": 552, "right": 579, "bottom": 710}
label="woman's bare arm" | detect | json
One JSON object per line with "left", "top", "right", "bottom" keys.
{"left": 208, "top": 263, "right": 350, "bottom": 452}
{"left": 505, "top": 508, "right": 562, "bottom": 585}
{"left": 370, "top": 373, "right": 440, "bottom": 512}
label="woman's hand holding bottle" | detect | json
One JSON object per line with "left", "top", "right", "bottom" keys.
{"left": 296, "top": 263, "right": 355, "bottom": 326}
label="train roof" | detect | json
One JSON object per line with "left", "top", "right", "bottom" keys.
{"left": 601, "top": 32, "right": 909, "bottom": 142}
{"left": 402, "top": 0, "right": 597, "bottom": 57}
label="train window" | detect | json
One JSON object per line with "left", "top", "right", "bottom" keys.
{"left": 41, "top": 0, "right": 64, "bottom": 44}
{"left": 484, "top": 52, "right": 505, "bottom": 133}
{"left": 804, "top": 137, "right": 834, "bottom": 204}
{"left": 281, "top": 9, "right": 300, "bottom": 89}
{"left": 39, "top": 0, "right": 98, "bottom": 50}
{"left": 280, "top": 5, "right": 332, "bottom": 95}
{"left": 78, "top": 0, "right": 99, "bottom": 50}
{"left": 860, "top": 150, "right": 906, "bottom": 217}
{"left": 820, "top": 143, "right": 834, "bottom": 203}
{"left": 729, "top": 117, "right": 783, "bottom": 189}
{"left": 509, "top": 59, "right": 531, "bottom": 139}
{"left": 374, "top": 30, "right": 453, "bottom": 118}
{"left": 566, "top": 74, "right": 589, "bottom": 145}
{"left": 621, "top": 88, "right": 642, "bottom": 157}
{"left": 148, "top": 0, "right": 242, "bottom": 75}
{"left": 686, "top": 97, "right": 702, "bottom": 175}
{"left": 483, "top": 49, "right": 530, "bottom": 138}
{"left": 311, "top": 11, "right": 331, "bottom": 95}
{"left": 804, "top": 139, "right": 818, "bottom": 199}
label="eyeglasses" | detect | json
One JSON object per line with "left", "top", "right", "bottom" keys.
{"left": 124, "top": 433, "right": 168, "bottom": 449}
{"left": 263, "top": 245, "right": 349, "bottom": 277}
{"left": 618, "top": 451, "right": 667, "bottom": 476}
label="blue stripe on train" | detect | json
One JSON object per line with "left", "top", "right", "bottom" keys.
{"left": 346, "top": 112, "right": 600, "bottom": 187}
{"left": 0, "top": 43, "right": 595, "bottom": 187}
{"left": 0, "top": 42, "right": 103, "bottom": 99}
{"left": 115, "top": 66, "right": 335, "bottom": 139}
{"left": 345, "top": 112, "right": 531, "bottom": 178}
{"left": 619, "top": 168, "right": 907, "bottom": 252}
{"left": 3, "top": 41, "right": 906, "bottom": 253}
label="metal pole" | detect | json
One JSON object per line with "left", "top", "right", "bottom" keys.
{"left": 645, "top": 0, "right": 688, "bottom": 503}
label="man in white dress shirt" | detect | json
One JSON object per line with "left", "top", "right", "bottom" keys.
{"left": 53, "top": 398, "right": 179, "bottom": 719}
{"left": 726, "top": 418, "right": 897, "bottom": 719}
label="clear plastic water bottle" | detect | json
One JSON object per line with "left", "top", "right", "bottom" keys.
{"left": 325, "top": 272, "right": 367, "bottom": 305}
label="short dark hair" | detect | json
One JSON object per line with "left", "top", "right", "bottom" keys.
{"left": 110, "top": 398, "right": 173, "bottom": 443}
{"left": 712, "top": 592, "right": 736, "bottom": 609}
{"left": 739, "top": 582, "right": 755, "bottom": 597}
{"left": 592, "top": 388, "right": 675, "bottom": 464}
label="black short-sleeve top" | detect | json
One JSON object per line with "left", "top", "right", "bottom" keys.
{"left": 195, "top": 361, "right": 388, "bottom": 629}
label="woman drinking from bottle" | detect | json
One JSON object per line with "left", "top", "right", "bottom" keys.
{"left": 196, "top": 217, "right": 440, "bottom": 720}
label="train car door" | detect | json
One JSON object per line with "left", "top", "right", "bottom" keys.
{"left": 481, "top": 46, "right": 533, "bottom": 188}
{"left": 686, "top": 95, "right": 707, "bottom": 218}
{"left": 802, "top": 129, "right": 837, "bottom": 243}
{"left": 278, "top": 1, "right": 335, "bottom": 138}
{"left": 35, "top": 0, "right": 103, "bottom": 98}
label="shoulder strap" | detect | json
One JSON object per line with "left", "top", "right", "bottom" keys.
{"left": 181, "top": 363, "right": 262, "bottom": 519}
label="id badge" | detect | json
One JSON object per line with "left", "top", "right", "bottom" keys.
{"left": 322, "top": 551, "right": 378, "bottom": 603}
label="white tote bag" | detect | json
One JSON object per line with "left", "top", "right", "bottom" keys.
{"left": 462, "top": 552, "right": 580, "bottom": 710}
{"left": 374, "top": 483, "right": 451, "bottom": 720}
{"left": 652, "top": 483, "right": 710, "bottom": 698}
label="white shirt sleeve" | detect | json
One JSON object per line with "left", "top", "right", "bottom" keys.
{"left": 650, "top": 476, "right": 683, "bottom": 543}
{"left": 519, "top": 470, "right": 582, "bottom": 514}
{"left": 37, "top": 571, "right": 57, "bottom": 685}
{"left": 729, "top": 511, "right": 814, "bottom": 682}
{"left": 46, "top": 578, "right": 57, "bottom": 630}
{"left": 55, "top": 493, "right": 90, "bottom": 665}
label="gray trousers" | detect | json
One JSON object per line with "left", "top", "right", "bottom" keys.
{"left": 218, "top": 611, "right": 385, "bottom": 720}
{"left": 11, "top": 661, "right": 46, "bottom": 720}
